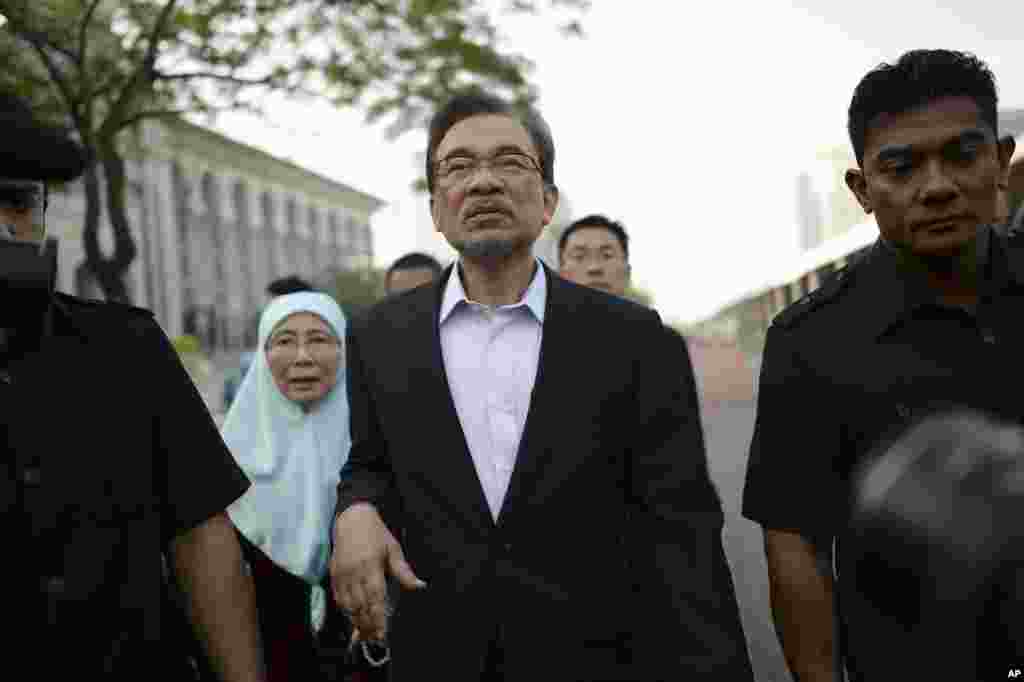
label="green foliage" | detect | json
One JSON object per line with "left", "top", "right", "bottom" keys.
{"left": 0, "top": 0, "right": 587, "bottom": 142}
{"left": 624, "top": 284, "right": 654, "bottom": 307}
{"left": 172, "top": 333, "right": 202, "bottom": 355}
{"left": 330, "top": 267, "right": 387, "bottom": 317}
{"left": 0, "top": 0, "right": 587, "bottom": 301}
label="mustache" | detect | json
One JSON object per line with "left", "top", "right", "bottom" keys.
{"left": 464, "top": 202, "right": 512, "bottom": 219}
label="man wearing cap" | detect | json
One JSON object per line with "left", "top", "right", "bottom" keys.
{"left": 1, "top": 93, "right": 266, "bottom": 680}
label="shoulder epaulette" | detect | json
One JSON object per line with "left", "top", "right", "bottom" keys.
{"left": 1001, "top": 223, "right": 1024, "bottom": 283}
{"left": 1006, "top": 221, "right": 1024, "bottom": 242}
{"left": 54, "top": 291, "right": 155, "bottom": 317}
{"left": 772, "top": 258, "right": 861, "bottom": 330}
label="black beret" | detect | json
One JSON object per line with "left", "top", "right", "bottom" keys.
{"left": 0, "top": 92, "right": 89, "bottom": 183}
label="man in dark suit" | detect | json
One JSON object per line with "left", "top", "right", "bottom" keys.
{"left": 556, "top": 213, "right": 706, "bottom": 449}
{"left": 329, "top": 92, "right": 752, "bottom": 681}
{"left": 384, "top": 252, "right": 443, "bottom": 296}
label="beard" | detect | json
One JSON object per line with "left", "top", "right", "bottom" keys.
{"left": 450, "top": 234, "right": 527, "bottom": 260}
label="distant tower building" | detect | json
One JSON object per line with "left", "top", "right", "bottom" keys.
{"left": 796, "top": 172, "right": 824, "bottom": 251}
{"left": 795, "top": 145, "right": 866, "bottom": 251}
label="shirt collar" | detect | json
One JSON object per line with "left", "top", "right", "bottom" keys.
{"left": 439, "top": 258, "right": 547, "bottom": 325}
{"left": 864, "top": 224, "right": 1004, "bottom": 340}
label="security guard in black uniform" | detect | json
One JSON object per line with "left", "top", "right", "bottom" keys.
{"left": 743, "top": 50, "right": 1021, "bottom": 681}
{"left": 1, "top": 93, "right": 266, "bottom": 680}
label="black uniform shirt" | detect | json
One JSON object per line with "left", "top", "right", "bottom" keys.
{"left": 744, "top": 226, "right": 1024, "bottom": 542}
{"left": 742, "top": 225, "right": 1024, "bottom": 677}
{"left": 3, "top": 293, "right": 249, "bottom": 677}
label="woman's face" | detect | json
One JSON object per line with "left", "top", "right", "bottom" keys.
{"left": 265, "top": 312, "right": 341, "bottom": 407}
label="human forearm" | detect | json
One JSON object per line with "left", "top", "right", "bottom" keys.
{"left": 765, "top": 529, "right": 836, "bottom": 682}
{"left": 173, "top": 513, "right": 267, "bottom": 682}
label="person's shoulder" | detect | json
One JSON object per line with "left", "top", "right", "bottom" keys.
{"left": 1004, "top": 221, "right": 1024, "bottom": 253}
{"left": 551, "top": 273, "right": 659, "bottom": 324}
{"left": 352, "top": 281, "right": 437, "bottom": 331}
{"left": 53, "top": 292, "right": 158, "bottom": 334}
{"left": 770, "top": 257, "right": 864, "bottom": 334}
{"left": 55, "top": 291, "right": 155, "bottom": 317}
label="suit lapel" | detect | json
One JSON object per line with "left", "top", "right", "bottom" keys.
{"left": 406, "top": 267, "right": 495, "bottom": 532}
{"left": 497, "top": 266, "right": 576, "bottom": 528}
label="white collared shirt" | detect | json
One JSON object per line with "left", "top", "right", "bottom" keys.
{"left": 439, "top": 261, "right": 546, "bottom": 520}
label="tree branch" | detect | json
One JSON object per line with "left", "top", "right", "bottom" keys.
{"left": 114, "top": 108, "right": 191, "bottom": 131}
{"left": 153, "top": 70, "right": 277, "bottom": 86}
{"left": 101, "top": 0, "right": 179, "bottom": 137}
{"left": 114, "top": 103, "right": 241, "bottom": 131}
{"left": 78, "top": 0, "right": 105, "bottom": 65}
{"left": 5, "top": 19, "right": 81, "bottom": 64}
{"left": 23, "top": 35, "right": 85, "bottom": 135}
{"left": 144, "top": 0, "right": 181, "bottom": 67}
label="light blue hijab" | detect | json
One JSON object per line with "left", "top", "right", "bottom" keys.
{"left": 223, "top": 292, "right": 351, "bottom": 586}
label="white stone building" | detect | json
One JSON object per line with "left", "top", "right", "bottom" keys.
{"left": 45, "top": 118, "right": 384, "bottom": 348}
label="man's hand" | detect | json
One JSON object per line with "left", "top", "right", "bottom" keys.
{"left": 330, "top": 503, "right": 426, "bottom": 642}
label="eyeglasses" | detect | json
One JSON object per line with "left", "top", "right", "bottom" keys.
{"left": 434, "top": 152, "right": 541, "bottom": 186}
{"left": 266, "top": 334, "right": 340, "bottom": 359}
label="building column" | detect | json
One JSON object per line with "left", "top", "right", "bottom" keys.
{"left": 216, "top": 171, "right": 248, "bottom": 348}
{"left": 327, "top": 210, "right": 342, "bottom": 271}
{"left": 154, "top": 158, "right": 189, "bottom": 339}
{"left": 308, "top": 205, "right": 323, "bottom": 279}
{"left": 292, "top": 197, "right": 313, "bottom": 278}
{"left": 271, "top": 189, "right": 292, "bottom": 277}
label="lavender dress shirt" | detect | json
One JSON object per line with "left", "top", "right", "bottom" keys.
{"left": 438, "top": 261, "right": 546, "bottom": 520}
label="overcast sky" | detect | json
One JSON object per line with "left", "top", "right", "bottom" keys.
{"left": 212, "top": 1, "right": 1024, "bottom": 324}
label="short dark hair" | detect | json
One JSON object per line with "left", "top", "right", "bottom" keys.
{"left": 848, "top": 49, "right": 999, "bottom": 166}
{"left": 425, "top": 91, "right": 556, "bottom": 194}
{"left": 266, "top": 275, "right": 313, "bottom": 297}
{"left": 386, "top": 252, "right": 442, "bottom": 279}
{"left": 558, "top": 214, "right": 630, "bottom": 263}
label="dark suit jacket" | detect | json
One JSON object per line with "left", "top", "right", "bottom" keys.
{"left": 337, "top": 265, "right": 752, "bottom": 681}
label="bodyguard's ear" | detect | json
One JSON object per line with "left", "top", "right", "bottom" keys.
{"left": 845, "top": 168, "right": 872, "bottom": 215}
{"left": 997, "top": 135, "right": 1016, "bottom": 191}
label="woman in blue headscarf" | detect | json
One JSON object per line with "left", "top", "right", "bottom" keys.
{"left": 221, "top": 292, "right": 351, "bottom": 681}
